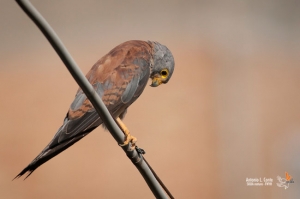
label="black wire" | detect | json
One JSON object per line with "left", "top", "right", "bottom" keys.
{"left": 143, "top": 156, "right": 175, "bottom": 199}
{"left": 15, "top": 1, "right": 173, "bottom": 198}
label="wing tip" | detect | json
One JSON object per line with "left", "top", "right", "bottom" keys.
{"left": 13, "top": 166, "right": 36, "bottom": 181}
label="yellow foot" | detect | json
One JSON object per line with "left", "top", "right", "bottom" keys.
{"left": 121, "top": 134, "right": 137, "bottom": 147}
{"left": 116, "top": 117, "right": 137, "bottom": 148}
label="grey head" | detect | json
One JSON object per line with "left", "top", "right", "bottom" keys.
{"left": 148, "top": 41, "right": 175, "bottom": 87}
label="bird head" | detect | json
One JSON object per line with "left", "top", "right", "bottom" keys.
{"left": 149, "top": 41, "right": 175, "bottom": 87}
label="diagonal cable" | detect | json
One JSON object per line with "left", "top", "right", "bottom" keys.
{"left": 15, "top": 0, "right": 173, "bottom": 198}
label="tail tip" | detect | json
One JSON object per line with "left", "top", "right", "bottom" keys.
{"left": 13, "top": 167, "right": 35, "bottom": 181}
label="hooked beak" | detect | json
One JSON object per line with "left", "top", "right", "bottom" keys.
{"left": 150, "top": 76, "right": 163, "bottom": 87}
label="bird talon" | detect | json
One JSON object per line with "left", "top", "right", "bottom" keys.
{"left": 119, "top": 134, "right": 137, "bottom": 149}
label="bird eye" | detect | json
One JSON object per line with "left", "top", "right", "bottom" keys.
{"left": 160, "top": 69, "right": 169, "bottom": 78}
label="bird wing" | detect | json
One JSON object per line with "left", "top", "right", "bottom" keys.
{"left": 15, "top": 41, "right": 152, "bottom": 179}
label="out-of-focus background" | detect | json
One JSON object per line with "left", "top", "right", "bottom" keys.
{"left": 0, "top": 0, "right": 299, "bottom": 198}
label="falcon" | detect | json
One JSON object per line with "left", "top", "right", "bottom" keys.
{"left": 15, "top": 40, "right": 175, "bottom": 179}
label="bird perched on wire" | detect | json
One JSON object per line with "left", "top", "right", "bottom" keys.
{"left": 14, "top": 40, "right": 175, "bottom": 179}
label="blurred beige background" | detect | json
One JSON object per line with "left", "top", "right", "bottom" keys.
{"left": 0, "top": 0, "right": 299, "bottom": 198}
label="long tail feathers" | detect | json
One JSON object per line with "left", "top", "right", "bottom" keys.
{"left": 14, "top": 112, "right": 101, "bottom": 180}
{"left": 13, "top": 133, "right": 89, "bottom": 180}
